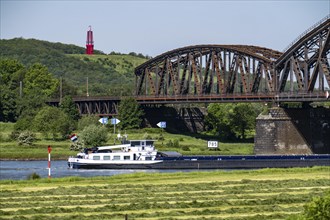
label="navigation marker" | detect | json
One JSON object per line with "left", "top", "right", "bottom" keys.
{"left": 157, "top": 121, "right": 166, "bottom": 128}
{"left": 111, "top": 118, "right": 120, "bottom": 125}
{"left": 99, "top": 117, "right": 109, "bottom": 125}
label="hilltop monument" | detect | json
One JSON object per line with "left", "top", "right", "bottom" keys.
{"left": 86, "top": 26, "right": 94, "bottom": 55}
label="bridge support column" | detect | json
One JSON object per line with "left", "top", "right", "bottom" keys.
{"left": 254, "top": 107, "right": 330, "bottom": 155}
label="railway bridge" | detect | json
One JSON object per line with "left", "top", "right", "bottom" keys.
{"left": 49, "top": 15, "right": 330, "bottom": 153}
{"left": 54, "top": 15, "right": 330, "bottom": 115}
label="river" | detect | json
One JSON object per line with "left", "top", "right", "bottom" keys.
{"left": 0, "top": 160, "right": 203, "bottom": 180}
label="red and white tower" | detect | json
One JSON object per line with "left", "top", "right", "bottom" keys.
{"left": 86, "top": 26, "right": 94, "bottom": 55}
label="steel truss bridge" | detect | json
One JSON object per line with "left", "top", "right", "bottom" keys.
{"left": 50, "top": 16, "right": 330, "bottom": 115}
{"left": 134, "top": 15, "right": 330, "bottom": 104}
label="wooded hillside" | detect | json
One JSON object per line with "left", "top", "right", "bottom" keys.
{"left": 0, "top": 38, "right": 147, "bottom": 96}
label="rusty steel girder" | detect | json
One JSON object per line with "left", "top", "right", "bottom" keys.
{"left": 135, "top": 15, "right": 329, "bottom": 103}
{"left": 275, "top": 15, "right": 330, "bottom": 92}
{"left": 135, "top": 45, "right": 282, "bottom": 96}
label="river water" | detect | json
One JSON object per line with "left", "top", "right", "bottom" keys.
{"left": 0, "top": 160, "right": 203, "bottom": 180}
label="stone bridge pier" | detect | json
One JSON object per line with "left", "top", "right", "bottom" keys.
{"left": 254, "top": 107, "right": 330, "bottom": 154}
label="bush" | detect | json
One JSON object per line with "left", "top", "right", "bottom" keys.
{"left": 14, "top": 115, "right": 35, "bottom": 131}
{"left": 70, "top": 141, "right": 84, "bottom": 151}
{"left": 303, "top": 190, "right": 330, "bottom": 220}
{"left": 157, "top": 133, "right": 164, "bottom": 141}
{"left": 17, "top": 131, "right": 36, "bottom": 146}
{"left": 0, "top": 133, "right": 6, "bottom": 142}
{"left": 78, "top": 115, "right": 100, "bottom": 130}
{"left": 143, "top": 133, "right": 153, "bottom": 140}
{"left": 80, "top": 124, "right": 108, "bottom": 147}
{"left": 166, "top": 139, "right": 180, "bottom": 148}
{"left": 33, "top": 106, "right": 74, "bottom": 139}
{"left": 9, "top": 130, "right": 20, "bottom": 141}
{"left": 181, "top": 145, "right": 190, "bottom": 151}
{"left": 27, "top": 172, "right": 40, "bottom": 180}
{"left": 143, "top": 128, "right": 161, "bottom": 134}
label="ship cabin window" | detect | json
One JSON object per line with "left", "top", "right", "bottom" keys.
{"left": 103, "top": 156, "right": 110, "bottom": 160}
{"left": 145, "top": 157, "right": 152, "bottom": 161}
{"left": 146, "top": 141, "right": 154, "bottom": 146}
{"left": 93, "top": 156, "right": 100, "bottom": 160}
{"left": 113, "top": 155, "right": 121, "bottom": 160}
{"left": 124, "top": 156, "right": 130, "bottom": 160}
{"left": 130, "top": 141, "right": 140, "bottom": 147}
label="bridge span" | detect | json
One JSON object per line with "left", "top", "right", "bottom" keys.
{"left": 48, "top": 92, "right": 328, "bottom": 115}
{"left": 49, "top": 15, "right": 330, "bottom": 115}
{"left": 135, "top": 15, "right": 329, "bottom": 102}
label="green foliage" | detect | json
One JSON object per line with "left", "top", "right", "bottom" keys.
{"left": 69, "top": 141, "right": 84, "bottom": 151}
{"left": 118, "top": 97, "right": 144, "bottom": 130}
{"left": 206, "top": 103, "right": 265, "bottom": 140}
{"left": 0, "top": 133, "right": 6, "bottom": 142}
{"left": 0, "top": 38, "right": 146, "bottom": 98}
{"left": 14, "top": 114, "right": 36, "bottom": 131}
{"left": 166, "top": 139, "right": 180, "bottom": 148}
{"left": 23, "top": 63, "right": 59, "bottom": 97}
{"left": 78, "top": 115, "right": 100, "bottom": 130}
{"left": 80, "top": 124, "right": 108, "bottom": 147}
{"left": 157, "top": 133, "right": 165, "bottom": 141}
{"left": 205, "top": 103, "right": 235, "bottom": 139}
{"left": 16, "top": 90, "right": 49, "bottom": 120}
{"left": 27, "top": 172, "right": 41, "bottom": 180}
{"left": 9, "top": 130, "right": 20, "bottom": 140}
{"left": 33, "top": 106, "right": 74, "bottom": 139}
{"left": 0, "top": 59, "right": 25, "bottom": 122}
{"left": 59, "top": 95, "right": 80, "bottom": 121}
{"left": 303, "top": 190, "right": 330, "bottom": 220}
{"left": 17, "top": 131, "right": 36, "bottom": 146}
{"left": 229, "top": 103, "right": 259, "bottom": 139}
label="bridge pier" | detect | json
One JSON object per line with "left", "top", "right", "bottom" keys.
{"left": 254, "top": 107, "right": 330, "bottom": 155}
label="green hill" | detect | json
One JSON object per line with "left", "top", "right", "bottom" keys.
{"left": 0, "top": 38, "right": 148, "bottom": 96}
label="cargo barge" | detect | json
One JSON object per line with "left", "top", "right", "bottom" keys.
{"left": 68, "top": 140, "right": 330, "bottom": 169}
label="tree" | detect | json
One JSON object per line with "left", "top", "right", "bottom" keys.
{"left": 59, "top": 95, "right": 80, "bottom": 121}
{"left": 16, "top": 63, "right": 59, "bottom": 121}
{"left": 205, "top": 103, "right": 235, "bottom": 139}
{"left": 118, "top": 97, "right": 144, "bottom": 130}
{"left": 0, "top": 59, "right": 24, "bottom": 122}
{"left": 205, "top": 103, "right": 265, "bottom": 140}
{"left": 16, "top": 88, "right": 48, "bottom": 119}
{"left": 80, "top": 124, "right": 108, "bottom": 147}
{"left": 229, "top": 103, "right": 258, "bottom": 140}
{"left": 33, "top": 106, "right": 74, "bottom": 139}
{"left": 23, "top": 63, "right": 59, "bottom": 97}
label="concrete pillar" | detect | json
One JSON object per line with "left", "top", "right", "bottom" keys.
{"left": 254, "top": 107, "right": 330, "bottom": 155}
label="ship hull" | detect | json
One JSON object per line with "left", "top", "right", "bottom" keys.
{"left": 68, "top": 155, "right": 330, "bottom": 169}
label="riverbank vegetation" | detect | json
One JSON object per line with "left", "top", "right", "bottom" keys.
{"left": 0, "top": 167, "right": 329, "bottom": 219}
{"left": 0, "top": 122, "right": 253, "bottom": 160}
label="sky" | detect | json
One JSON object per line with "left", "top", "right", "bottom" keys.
{"left": 1, "top": 0, "right": 329, "bottom": 57}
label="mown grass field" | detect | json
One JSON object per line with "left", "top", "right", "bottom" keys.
{"left": 0, "top": 167, "right": 329, "bottom": 219}
{"left": 0, "top": 123, "right": 253, "bottom": 160}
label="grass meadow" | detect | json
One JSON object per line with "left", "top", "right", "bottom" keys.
{"left": 0, "top": 167, "right": 329, "bottom": 219}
